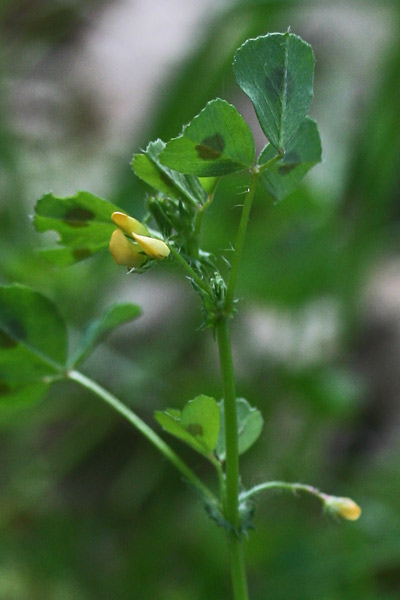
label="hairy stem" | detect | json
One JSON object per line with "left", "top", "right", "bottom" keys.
{"left": 225, "top": 170, "right": 260, "bottom": 314}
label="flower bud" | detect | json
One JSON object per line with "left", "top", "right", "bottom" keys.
{"left": 324, "top": 495, "right": 362, "bottom": 521}
{"left": 132, "top": 233, "right": 170, "bottom": 260}
{"left": 111, "top": 212, "right": 149, "bottom": 236}
{"left": 109, "top": 229, "right": 147, "bottom": 268}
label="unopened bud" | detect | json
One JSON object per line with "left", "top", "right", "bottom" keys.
{"left": 109, "top": 229, "right": 147, "bottom": 268}
{"left": 111, "top": 212, "right": 149, "bottom": 236}
{"left": 324, "top": 495, "right": 362, "bottom": 521}
{"left": 132, "top": 233, "right": 170, "bottom": 260}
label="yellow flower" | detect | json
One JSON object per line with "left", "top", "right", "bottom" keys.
{"left": 111, "top": 212, "right": 150, "bottom": 236}
{"left": 109, "top": 211, "right": 170, "bottom": 268}
{"left": 109, "top": 229, "right": 147, "bottom": 268}
{"left": 324, "top": 495, "right": 362, "bottom": 521}
{"left": 132, "top": 233, "right": 170, "bottom": 259}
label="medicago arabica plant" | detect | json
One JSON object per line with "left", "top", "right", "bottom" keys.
{"left": 0, "top": 32, "right": 361, "bottom": 599}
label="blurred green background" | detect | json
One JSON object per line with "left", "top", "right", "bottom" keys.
{"left": 1, "top": 1, "right": 400, "bottom": 598}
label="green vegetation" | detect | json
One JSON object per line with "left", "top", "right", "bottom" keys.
{"left": 1, "top": 3, "right": 400, "bottom": 599}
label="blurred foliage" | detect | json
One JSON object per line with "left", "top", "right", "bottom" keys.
{"left": 1, "top": 1, "right": 400, "bottom": 599}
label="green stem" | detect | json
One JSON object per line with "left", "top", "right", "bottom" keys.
{"left": 216, "top": 319, "right": 249, "bottom": 600}
{"left": 168, "top": 244, "right": 211, "bottom": 296}
{"left": 225, "top": 170, "right": 260, "bottom": 314}
{"left": 67, "top": 370, "right": 217, "bottom": 504}
{"left": 257, "top": 153, "right": 282, "bottom": 175}
{"left": 194, "top": 181, "right": 219, "bottom": 239}
{"left": 240, "top": 481, "right": 325, "bottom": 504}
{"left": 216, "top": 320, "right": 239, "bottom": 526}
{"left": 224, "top": 156, "right": 282, "bottom": 314}
{"left": 229, "top": 534, "right": 250, "bottom": 600}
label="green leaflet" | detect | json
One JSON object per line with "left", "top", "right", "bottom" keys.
{"left": 216, "top": 398, "right": 263, "bottom": 460}
{"left": 69, "top": 303, "right": 142, "bottom": 368}
{"left": 258, "top": 117, "right": 322, "bottom": 201}
{"left": 155, "top": 395, "right": 220, "bottom": 458}
{"left": 0, "top": 284, "right": 67, "bottom": 405}
{"left": 159, "top": 99, "right": 255, "bottom": 176}
{"left": 234, "top": 32, "right": 314, "bottom": 152}
{"left": 132, "top": 139, "right": 207, "bottom": 206}
{"left": 0, "top": 284, "right": 142, "bottom": 407}
{"left": 34, "top": 191, "right": 122, "bottom": 266}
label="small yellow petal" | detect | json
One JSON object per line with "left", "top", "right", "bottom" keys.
{"left": 132, "top": 233, "right": 170, "bottom": 260}
{"left": 324, "top": 496, "right": 362, "bottom": 521}
{"left": 111, "top": 212, "right": 149, "bottom": 236}
{"left": 109, "top": 229, "right": 147, "bottom": 268}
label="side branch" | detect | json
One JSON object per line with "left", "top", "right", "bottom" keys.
{"left": 68, "top": 370, "right": 217, "bottom": 504}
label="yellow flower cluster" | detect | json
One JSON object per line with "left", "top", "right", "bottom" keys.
{"left": 109, "top": 212, "right": 170, "bottom": 268}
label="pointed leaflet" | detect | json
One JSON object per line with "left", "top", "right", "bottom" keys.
{"left": 216, "top": 398, "right": 263, "bottom": 461}
{"left": 132, "top": 140, "right": 207, "bottom": 206}
{"left": 155, "top": 395, "right": 220, "bottom": 458}
{"left": 159, "top": 99, "right": 255, "bottom": 176}
{"left": 258, "top": 117, "right": 322, "bottom": 201}
{"left": 34, "top": 191, "right": 122, "bottom": 266}
{"left": 69, "top": 303, "right": 141, "bottom": 368}
{"left": 234, "top": 32, "right": 314, "bottom": 152}
{"left": 0, "top": 284, "right": 67, "bottom": 405}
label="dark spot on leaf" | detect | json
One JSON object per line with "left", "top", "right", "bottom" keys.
{"left": 160, "top": 172, "right": 173, "bottom": 187}
{"left": 0, "top": 315, "right": 26, "bottom": 341}
{"left": 278, "top": 164, "right": 298, "bottom": 175}
{"left": 0, "top": 382, "right": 11, "bottom": 396}
{"left": 0, "top": 330, "right": 17, "bottom": 349}
{"left": 73, "top": 248, "right": 92, "bottom": 260}
{"left": 264, "top": 67, "right": 294, "bottom": 103}
{"left": 186, "top": 423, "right": 204, "bottom": 437}
{"left": 63, "top": 206, "right": 95, "bottom": 228}
{"left": 284, "top": 151, "right": 300, "bottom": 163}
{"left": 195, "top": 133, "right": 225, "bottom": 160}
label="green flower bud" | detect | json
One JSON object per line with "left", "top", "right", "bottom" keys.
{"left": 323, "top": 495, "right": 362, "bottom": 521}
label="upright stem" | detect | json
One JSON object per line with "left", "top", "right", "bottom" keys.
{"left": 229, "top": 536, "right": 250, "bottom": 600}
{"left": 216, "top": 319, "right": 249, "bottom": 600}
{"left": 216, "top": 320, "right": 239, "bottom": 527}
{"left": 225, "top": 155, "right": 281, "bottom": 314}
{"left": 215, "top": 164, "right": 279, "bottom": 598}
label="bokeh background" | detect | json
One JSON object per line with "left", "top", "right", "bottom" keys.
{"left": 1, "top": 1, "right": 400, "bottom": 598}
